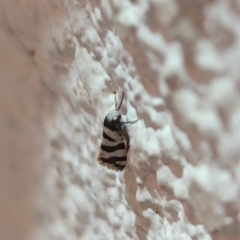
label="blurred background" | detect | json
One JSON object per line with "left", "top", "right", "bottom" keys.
{"left": 1, "top": 0, "right": 240, "bottom": 240}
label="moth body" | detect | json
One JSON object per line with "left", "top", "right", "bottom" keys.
{"left": 97, "top": 93, "right": 130, "bottom": 171}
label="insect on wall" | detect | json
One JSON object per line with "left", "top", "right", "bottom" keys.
{"left": 97, "top": 91, "right": 137, "bottom": 171}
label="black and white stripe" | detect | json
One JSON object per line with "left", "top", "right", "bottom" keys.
{"left": 97, "top": 92, "right": 130, "bottom": 171}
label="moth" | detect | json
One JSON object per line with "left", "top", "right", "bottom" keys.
{"left": 97, "top": 92, "right": 134, "bottom": 171}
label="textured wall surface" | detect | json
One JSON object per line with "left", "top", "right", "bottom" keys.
{"left": 1, "top": 0, "right": 240, "bottom": 240}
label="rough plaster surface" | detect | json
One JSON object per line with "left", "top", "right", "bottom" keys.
{"left": 1, "top": 0, "right": 240, "bottom": 240}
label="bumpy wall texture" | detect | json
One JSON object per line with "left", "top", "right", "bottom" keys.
{"left": 1, "top": 0, "right": 240, "bottom": 240}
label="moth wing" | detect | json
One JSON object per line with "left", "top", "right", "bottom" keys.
{"left": 119, "top": 125, "right": 130, "bottom": 152}
{"left": 97, "top": 150, "right": 125, "bottom": 171}
{"left": 97, "top": 150, "right": 126, "bottom": 172}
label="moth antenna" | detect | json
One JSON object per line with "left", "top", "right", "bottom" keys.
{"left": 117, "top": 92, "right": 124, "bottom": 111}
{"left": 114, "top": 91, "right": 117, "bottom": 110}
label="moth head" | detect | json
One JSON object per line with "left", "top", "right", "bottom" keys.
{"left": 104, "top": 110, "right": 122, "bottom": 131}
{"left": 112, "top": 112, "right": 121, "bottom": 122}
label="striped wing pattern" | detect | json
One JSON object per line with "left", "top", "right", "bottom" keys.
{"left": 97, "top": 111, "right": 128, "bottom": 171}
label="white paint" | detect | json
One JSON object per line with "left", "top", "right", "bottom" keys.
{"left": 39, "top": 0, "right": 240, "bottom": 239}
{"left": 192, "top": 164, "right": 238, "bottom": 202}
{"left": 195, "top": 39, "right": 224, "bottom": 72}
{"left": 173, "top": 89, "right": 223, "bottom": 136}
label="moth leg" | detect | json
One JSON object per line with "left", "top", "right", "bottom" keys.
{"left": 122, "top": 119, "right": 138, "bottom": 128}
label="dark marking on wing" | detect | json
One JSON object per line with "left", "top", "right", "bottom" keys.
{"left": 101, "top": 142, "right": 126, "bottom": 153}
{"left": 103, "top": 131, "right": 115, "bottom": 142}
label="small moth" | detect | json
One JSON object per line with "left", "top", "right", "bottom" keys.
{"left": 97, "top": 92, "right": 132, "bottom": 171}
